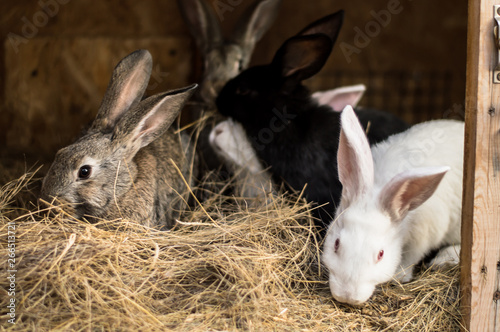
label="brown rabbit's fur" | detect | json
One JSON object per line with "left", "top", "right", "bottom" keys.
{"left": 101, "top": 130, "right": 196, "bottom": 228}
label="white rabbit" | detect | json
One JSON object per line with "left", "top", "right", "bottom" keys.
{"left": 322, "top": 105, "right": 464, "bottom": 305}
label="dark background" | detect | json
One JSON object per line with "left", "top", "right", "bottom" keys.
{"left": 0, "top": 0, "right": 468, "bottom": 180}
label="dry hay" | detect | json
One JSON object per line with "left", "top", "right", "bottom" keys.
{"left": 0, "top": 170, "right": 464, "bottom": 331}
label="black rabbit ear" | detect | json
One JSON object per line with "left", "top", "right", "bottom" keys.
{"left": 177, "top": 0, "right": 223, "bottom": 55}
{"left": 111, "top": 84, "right": 197, "bottom": 158}
{"left": 231, "top": 0, "right": 282, "bottom": 53}
{"left": 92, "top": 50, "right": 153, "bottom": 133}
{"left": 296, "top": 10, "right": 344, "bottom": 46}
{"left": 271, "top": 34, "right": 333, "bottom": 84}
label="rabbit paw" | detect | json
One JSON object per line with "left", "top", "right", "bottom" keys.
{"left": 209, "top": 120, "right": 262, "bottom": 173}
{"left": 430, "top": 245, "right": 460, "bottom": 267}
{"left": 394, "top": 266, "right": 414, "bottom": 283}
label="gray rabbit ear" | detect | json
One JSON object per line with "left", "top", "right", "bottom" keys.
{"left": 111, "top": 84, "right": 198, "bottom": 156}
{"left": 296, "top": 10, "right": 344, "bottom": 46}
{"left": 178, "top": 0, "right": 223, "bottom": 55}
{"left": 91, "top": 50, "right": 153, "bottom": 132}
{"left": 231, "top": 0, "right": 281, "bottom": 54}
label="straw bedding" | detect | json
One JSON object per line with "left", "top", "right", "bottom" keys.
{"left": 0, "top": 164, "right": 463, "bottom": 331}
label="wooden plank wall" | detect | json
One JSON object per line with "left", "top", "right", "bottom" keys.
{"left": 461, "top": 0, "right": 500, "bottom": 330}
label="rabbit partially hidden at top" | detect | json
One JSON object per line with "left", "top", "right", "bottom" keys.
{"left": 215, "top": 11, "right": 409, "bottom": 230}
{"left": 40, "top": 50, "right": 197, "bottom": 229}
{"left": 178, "top": 0, "right": 282, "bottom": 109}
{"left": 178, "top": 0, "right": 282, "bottom": 174}
{"left": 323, "top": 106, "right": 463, "bottom": 305}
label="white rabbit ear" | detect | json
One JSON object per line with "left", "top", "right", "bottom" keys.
{"left": 177, "top": 0, "right": 223, "bottom": 55}
{"left": 92, "top": 50, "right": 153, "bottom": 132}
{"left": 231, "top": 0, "right": 281, "bottom": 53}
{"left": 312, "top": 84, "right": 366, "bottom": 111}
{"left": 296, "top": 10, "right": 344, "bottom": 45}
{"left": 379, "top": 166, "right": 450, "bottom": 222}
{"left": 337, "top": 105, "right": 374, "bottom": 205}
{"left": 112, "top": 84, "right": 197, "bottom": 157}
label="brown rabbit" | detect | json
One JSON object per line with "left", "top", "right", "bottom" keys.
{"left": 40, "top": 50, "right": 197, "bottom": 229}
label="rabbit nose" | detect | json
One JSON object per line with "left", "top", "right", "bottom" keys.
{"left": 329, "top": 278, "right": 366, "bottom": 306}
{"left": 332, "top": 290, "right": 364, "bottom": 306}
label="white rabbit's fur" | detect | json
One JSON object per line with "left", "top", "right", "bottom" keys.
{"left": 323, "top": 106, "right": 464, "bottom": 305}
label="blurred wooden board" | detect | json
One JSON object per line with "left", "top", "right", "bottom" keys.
{"left": 461, "top": 0, "right": 500, "bottom": 331}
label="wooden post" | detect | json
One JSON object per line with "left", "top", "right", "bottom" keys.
{"left": 462, "top": 0, "right": 500, "bottom": 331}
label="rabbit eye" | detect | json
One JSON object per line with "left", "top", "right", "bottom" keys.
{"left": 78, "top": 165, "right": 92, "bottom": 180}
{"left": 236, "top": 86, "right": 251, "bottom": 96}
{"left": 377, "top": 250, "right": 384, "bottom": 262}
{"left": 334, "top": 238, "right": 340, "bottom": 253}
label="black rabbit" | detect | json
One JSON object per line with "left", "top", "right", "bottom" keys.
{"left": 215, "top": 11, "right": 409, "bottom": 231}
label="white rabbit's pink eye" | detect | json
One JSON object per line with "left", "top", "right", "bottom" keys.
{"left": 78, "top": 165, "right": 92, "bottom": 179}
{"left": 377, "top": 250, "right": 384, "bottom": 262}
{"left": 334, "top": 239, "right": 340, "bottom": 252}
